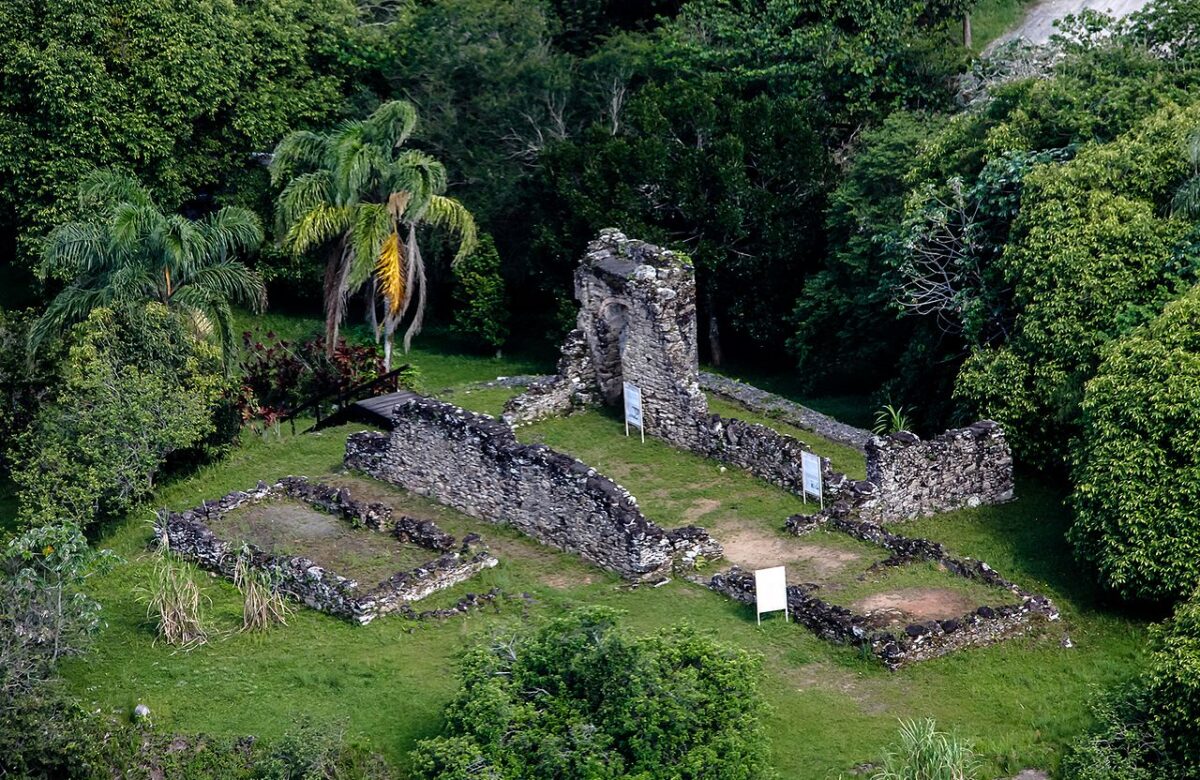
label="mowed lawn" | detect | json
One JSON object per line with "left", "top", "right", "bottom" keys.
{"left": 64, "top": 412, "right": 1145, "bottom": 778}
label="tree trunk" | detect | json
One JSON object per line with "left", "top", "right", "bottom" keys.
{"left": 366, "top": 279, "right": 380, "bottom": 343}
{"left": 963, "top": 13, "right": 973, "bottom": 49}
{"left": 383, "top": 331, "right": 393, "bottom": 372}
{"left": 707, "top": 309, "right": 724, "bottom": 367}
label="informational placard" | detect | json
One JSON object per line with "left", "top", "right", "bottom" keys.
{"left": 801, "top": 450, "right": 823, "bottom": 508}
{"left": 754, "top": 566, "right": 789, "bottom": 625}
{"left": 623, "top": 381, "right": 644, "bottom": 442}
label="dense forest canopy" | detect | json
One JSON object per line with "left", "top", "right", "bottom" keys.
{"left": 6, "top": 0, "right": 1200, "bottom": 776}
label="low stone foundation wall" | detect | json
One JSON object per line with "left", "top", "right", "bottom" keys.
{"left": 699, "top": 372, "right": 872, "bottom": 451}
{"left": 345, "top": 398, "right": 722, "bottom": 580}
{"left": 155, "top": 478, "right": 498, "bottom": 625}
{"left": 687, "top": 413, "right": 850, "bottom": 500}
{"left": 865, "top": 421, "right": 1014, "bottom": 521}
{"left": 709, "top": 563, "right": 1055, "bottom": 669}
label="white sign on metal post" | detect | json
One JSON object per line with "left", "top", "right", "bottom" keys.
{"left": 801, "top": 450, "right": 823, "bottom": 508}
{"left": 623, "top": 381, "right": 644, "bottom": 442}
{"left": 754, "top": 566, "right": 789, "bottom": 626}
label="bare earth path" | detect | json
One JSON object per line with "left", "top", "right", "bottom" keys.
{"left": 989, "top": 0, "right": 1150, "bottom": 49}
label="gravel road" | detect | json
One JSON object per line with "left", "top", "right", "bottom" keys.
{"left": 988, "top": 0, "right": 1151, "bottom": 48}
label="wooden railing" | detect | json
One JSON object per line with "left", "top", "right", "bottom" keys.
{"left": 283, "top": 364, "right": 411, "bottom": 435}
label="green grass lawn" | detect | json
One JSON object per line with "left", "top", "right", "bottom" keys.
{"left": 965, "top": 0, "right": 1036, "bottom": 51}
{"left": 63, "top": 414, "right": 1146, "bottom": 778}
{"left": 54, "top": 328, "right": 1147, "bottom": 777}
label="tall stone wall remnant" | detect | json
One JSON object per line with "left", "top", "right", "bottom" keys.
{"left": 504, "top": 229, "right": 709, "bottom": 448}
{"left": 502, "top": 229, "right": 1015, "bottom": 521}
{"left": 345, "top": 397, "right": 722, "bottom": 580}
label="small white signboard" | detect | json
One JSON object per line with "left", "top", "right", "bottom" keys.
{"left": 754, "top": 566, "right": 789, "bottom": 625}
{"left": 623, "top": 381, "right": 644, "bottom": 442}
{"left": 801, "top": 451, "right": 823, "bottom": 508}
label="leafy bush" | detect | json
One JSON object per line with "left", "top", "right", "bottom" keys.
{"left": 1062, "top": 590, "right": 1200, "bottom": 779}
{"left": 0, "top": 308, "right": 57, "bottom": 476}
{"left": 237, "top": 332, "right": 390, "bottom": 424}
{"left": 452, "top": 233, "right": 510, "bottom": 352}
{"left": 410, "top": 607, "right": 775, "bottom": 780}
{"left": 955, "top": 102, "right": 1200, "bottom": 469}
{"left": 12, "top": 305, "right": 226, "bottom": 529}
{"left": 872, "top": 718, "right": 980, "bottom": 780}
{"left": 1070, "top": 285, "right": 1200, "bottom": 602}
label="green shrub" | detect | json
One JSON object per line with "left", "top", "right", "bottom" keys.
{"left": 13, "top": 304, "right": 225, "bottom": 529}
{"left": 452, "top": 233, "right": 509, "bottom": 352}
{"left": 872, "top": 718, "right": 980, "bottom": 780}
{"left": 955, "top": 102, "right": 1200, "bottom": 469}
{"left": 410, "top": 607, "right": 775, "bottom": 780}
{"left": 1069, "top": 285, "right": 1200, "bottom": 602}
{"left": 1062, "top": 590, "right": 1200, "bottom": 779}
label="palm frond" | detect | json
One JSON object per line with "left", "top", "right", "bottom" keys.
{"left": 1172, "top": 176, "right": 1200, "bottom": 220}
{"left": 40, "top": 222, "right": 110, "bottom": 280}
{"left": 284, "top": 203, "right": 354, "bottom": 255}
{"left": 366, "top": 100, "right": 419, "bottom": 149}
{"left": 376, "top": 231, "right": 405, "bottom": 315}
{"left": 276, "top": 171, "right": 336, "bottom": 237}
{"left": 269, "top": 131, "right": 330, "bottom": 186}
{"left": 348, "top": 203, "right": 392, "bottom": 292}
{"left": 110, "top": 202, "right": 166, "bottom": 254}
{"left": 423, "top": 195, "right": 479, "bottom": 263}
{"left": 28, "top": 284, "right": 113, "bottom": 357}
{"left": 203, "top": 207, "right": 264, "bottom": 261}
{"left": 182, "top": 261, "right": 267, "bottom": 313}
{"left": 401, "top": 232, "right": 428, "bottom": 353}
{"left": 78, "top": 169, "right": 153, "bottom": 212}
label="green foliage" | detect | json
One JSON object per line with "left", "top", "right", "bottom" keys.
{"left": 35, "top": 170, "right": 266, "bottom": 367}
{"left": 452, "top": 233, "right": 509, "bottom": 350}
{"left": 0, "top": 309, "right": 58, "bottom": 476}
{"left": 955, "top": 103, "right": 1200, "bottom": 469}
{"left": 872, "top": 718, "right": 980, "bottom": 780}
{"left": 411, "top": 607, "right": 776, "bottom": 779}
{"left": 13, "top": 305, "right": 225, "bottom": 528}
{"left": 1069, "top": 285, "right": 1200, "bottom": 602}
{"left": 1062, "top": 589, "right": 1200, "bottom": 779}
{"left": 873, "top": 404, "right": 912, "bottom": 435}
{"left": 0, "top": 0, "right": 385, "bottom": 268}
{"left": 271, "top": 100, "right": 477, "bottom": 359}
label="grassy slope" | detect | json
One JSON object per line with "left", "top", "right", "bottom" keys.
{"left": 62, "top": 346, "right": 1146, "bottom": 778}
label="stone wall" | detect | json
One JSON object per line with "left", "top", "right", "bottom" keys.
{"left": 504, "top": 229, "right": 709, "bottom": 449}
{"left": 699, "top": 371, "right": 872, "bottom": 451}
{"left": 155, "top": 478, "right": 498, "bottom": 625}
{"left": 346, "top": 397, "right": 722, "bottom": 580}
{"left": 864, "top": 421, "right": 1014, "bottom": 522}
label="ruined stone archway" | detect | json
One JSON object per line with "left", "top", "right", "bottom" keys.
{"left": 594, "top": 299, "right": 631, "bottom": 404}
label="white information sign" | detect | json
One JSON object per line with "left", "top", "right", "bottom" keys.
{"left": 754, "top": 566, "right": 789, "bottom": 625}
{"left": 801, "top": 450, "right": 823, "bottom": 508}
{"left": 623, "top": 381, "right": 644, "bottom": 442}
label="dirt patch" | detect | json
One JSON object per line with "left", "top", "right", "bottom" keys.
{"left": 208, "top": 499, "right": 437, "bottom": 586}
{"left": 541, "top": 571, "right": 598, "bottom": 589}
{"left": 682, "top": 498, "right": 721, "bottom": 524}
{"left": 853, "top": 588, "right": 981, "bottom": 624}
{"left": 719, "top": 526, "right": 864, "bottom": 584}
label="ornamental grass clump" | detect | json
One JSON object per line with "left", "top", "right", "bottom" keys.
{"left": 234, "top": 553, "right": 290, "bottom": 632}
{"left": 142, "top": 539, "right": 208, "bottom": 649}
{"left": 872, "top": 718, "right": 980, "bottom": 780}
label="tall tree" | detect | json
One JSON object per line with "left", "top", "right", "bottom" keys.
{"left": 272, "top": 100, "right": 477, "bottom": 367}
{"left": 34, "top": 170, "right": 265, "bottom": 367}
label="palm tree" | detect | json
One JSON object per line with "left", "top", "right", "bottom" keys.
{"left": 33, "top": 170, "right": 266, "bottom": 367}
{"left": 1172, "top": 128, "right": 1200, "bottom": 220}
{"left": 270, "top": 100, "right": 477, "bottom": 368}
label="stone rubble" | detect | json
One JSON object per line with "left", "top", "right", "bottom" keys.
{"left": 155, "top": 478, "right": 498, "bottom": 625}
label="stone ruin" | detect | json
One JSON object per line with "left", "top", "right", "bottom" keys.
{"left": 504, "top": 229, "right": 1016, "bottom": 522}
{"left": 155, "top": 477, "right": 498, "bottom": 625}
{"left": 345, "top": 398, "right": 722, "bottom": 581}
{"left": 504, "top": 228, "right": 710, "bottom": 449}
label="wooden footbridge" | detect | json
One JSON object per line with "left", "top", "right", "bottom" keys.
{"left": 284, "top": 366, "right": 419, "bottom": 433}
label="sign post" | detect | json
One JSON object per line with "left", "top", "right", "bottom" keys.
{"left": 623, "top": 381, "right": 644, "bottom": 442}
{"left": 801, "top": 451, "right": 823, "bottom": 509}
{"left": 753, "top": 566, "right": 789, "bottom": 626}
